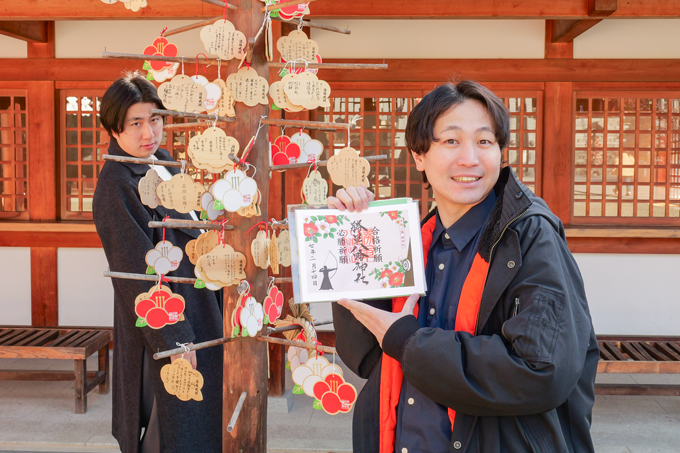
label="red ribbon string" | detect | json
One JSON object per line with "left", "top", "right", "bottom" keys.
{"left": 241, "top": 137, "right": 255, "bottom": 163}
{"left": 160, "top": 27, "right": 168, "bottom": 37}
{"left": 223, "top": 0, "right": 228, "bottom": 22}
{"left": 162, "top": 216, "right": 170, "bottom": 242}
{"left": 246, "top": 221, "right": 269, "bottom": 235}
{"left": 195, "top": 53, "right": 208, "bottom": 75}
{"left": 218, "top": 219, "right": 229, "bottom": 245}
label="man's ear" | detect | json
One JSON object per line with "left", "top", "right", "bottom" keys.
{"left": 411, "top": 151, "right": 425, "bottom": 172}
{"left": 110, "top": 131, "right": 120, "bottom": 141}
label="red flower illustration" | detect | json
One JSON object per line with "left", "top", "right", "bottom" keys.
{"left": 325, "top": 215, "right": 337, "bottom": 224}
{"left": 135, "top": 286, "right": 185, "bottom": 329}
{"left": 143, "top": 37, "right": 178, "bottom": 72}
{"left": 264, "top": 286, "right": 284, "bottom": 323}
{"left": 271, "top": 135, "right": 301, "bottom": 165}
{"left": 303, "top": 222, "right": 319, "bottom": 237}
{"left": 389, "top": 272, "right": 405, "bottom": 287}
{"left": 380, "top": 268, "right": 393, "bottom": 279}
{"left": 277, "top": 0, "right": 309, "bottom": 20}
{"left": 313, "top": 373, "right": 357, "bottom": 415}
{"left": 388, "top": 211, "right": 399, "bottom": 220}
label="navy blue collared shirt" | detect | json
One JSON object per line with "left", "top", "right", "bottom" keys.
{"left": 395, "top": 191, "right": 497, "bottom": 453}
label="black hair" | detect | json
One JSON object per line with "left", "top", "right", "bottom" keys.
{"left": 405, "top": 81, "right": 510, "bottom": 185}
{"left": 100, "top": 71, "right": 166, "bottom": 136}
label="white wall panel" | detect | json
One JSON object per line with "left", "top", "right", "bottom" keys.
{"left": 574, "top": 254, "right": 680, "bottom": 336}
{"left": 311, "top": 20, "right": 545, "bottom": 59}
{"left": 58, "top": 248, "right": 114, "bottom": 327}
{"left": 574, "top": 19, "right": 680, "bottom": 59}
{"left": 0, "top": 248, "right": 32, "bottom": 325}
{"left": 0, "top": 35, "right": 28, "bottom": 58}
{"left": 55, "top": 20, "right": 208, "bottom": 59}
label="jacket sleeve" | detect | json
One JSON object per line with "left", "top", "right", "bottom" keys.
{"left": 332, "top": 298, "right": 392, "bottom": 379}
{"left": 93, "top": 168, "right": 196, "bottom": 352}
{"left": 382, "top": 215, "right": 593, "bottom": 417}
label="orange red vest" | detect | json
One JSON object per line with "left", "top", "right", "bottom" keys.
{"left": 378, "top": 215, "right": 490, "bottom": 453}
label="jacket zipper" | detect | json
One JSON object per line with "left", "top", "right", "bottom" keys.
{"left": 473, "top": 207, "right": 529, "bottom": 336}
{"left": 513, "top": 297, "right": 520, "bottom": 317}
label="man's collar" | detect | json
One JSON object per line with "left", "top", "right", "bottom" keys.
{"left": 106, "top": 138, "right": 176, "bottom": 176}
{"left": 433, "top": 190, "right": 497, "bottom": 252}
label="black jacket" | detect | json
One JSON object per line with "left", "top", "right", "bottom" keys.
{"left": 93, "top": 140, "right": 223, "bottom": 453}
{"left": 333, "top": 168, "right": 598, "bottom": 452}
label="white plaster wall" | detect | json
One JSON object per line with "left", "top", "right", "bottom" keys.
{"left": 310, "top": 20, "right": 545, "bottom": 59}
{"left": 58, "top": 248, "right": 114, "bottom": 327}
{"left": 0, "top": 35, "right": 28, "bottom": 58}
{"left": 574, "top": 254, "right": 680, "bottom": 336}
{"left": 574, "top": 19, "right": 680, "bottom": 59}
{"left": 55, "top": 20, "right": 209, "bottom": 59}
{"left": 0, "top": 247, "right": 32, "bottom": 325}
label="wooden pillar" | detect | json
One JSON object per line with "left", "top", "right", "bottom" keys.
{"left": 542, "top": 22, "right": 573, "bottom": 225}
{"left": 223, "top": 3, "right": 269, "bottom": 451}
{"left": 27, "top": 79, "right": 58, "bottom": 326}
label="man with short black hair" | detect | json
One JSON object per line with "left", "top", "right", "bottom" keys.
{"left": 94, "top": 73, "right": 223, "bottom": 453}
{"left": 329, "top": 81, "right": 598, "bottom": 452}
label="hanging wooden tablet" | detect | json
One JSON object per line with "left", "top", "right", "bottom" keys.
{"left": 290, "top": 131, "right": 323, "bottom": 163}
{"left": 237, "top": 189, "right": 262, "bottom": 218}
{"left": 250, "top": 229, "right": 270, "bottom": 270}
{"left": 191, "top": 75, "right": 222, "bottom": 113}
{"left": 283, "top": 71, "right": 331, "bottom": 110}
{"left": 269, "top": 79, "right": 303, "bottom": 112}
{"left": 143, "top": 36, "right": 178, "bottom": 82}
{"left": 271, "top": 135, "right": 301, "bottom": 165}
{"left": 156, "top": 173, "right": 204, "bottom": 214}
{"left": 186, "top": 239, "right": 199, "bottom": 265}
{"left": 212, "top": 168, "right": 258, "bottom": 212}
{"left": 158, "top": 74, "right": 207, "bottom": 113}
{"left": 188, "top": 127, "right": 240, "bottom": 173}
{"left": 138, "top": 168, "right": 163, "bottom": 208}
{"left": 276, "top": 229, "right": 292, "bottom": 267}
{"left": 201, "top": 191, "right": 225, "bottom": 221}
{"left": 269, "top": 231, "right": 280, "bottom": 274}
{"left": 195, "top": 230, "right": 221, "bottom": 259}
{"left": 275, "top": 0, "right": 310, "bottom": 20}
{"left": 277, "top": 30, "right": 320, "bottom": 63}
{"left": 312, "top": 373, "right": 357, "bottom": 415}
{"left": 194, "top": 255, "right": 226, "bottom": 291}
{"left": 201, "top": 244, "right": 247, "bottom": 285}
{"left": 238, "top": 294, "right": 264, "bottom": 338}
{"left": 227, "top": 66, "right": 269, "bottom": 107}
{"left": 161, "top": 358, "right": 204, "bottom": 401}
{"left": 207, "top": 79, "right": 236, "bottom": 117}
{"left": 200, "top": 19, "right": 247, "bottom": 61}
{"left": 145, "top": 240, "right": 183, "bottom": 275}
{"left": 134, "top": 284, "right": 186, "bottom": 329}
{"left": 326, "top": 146, "right": 371, "bottom": 188}
{"left": 301, "top": 169, "right": 328, "bottom": 206}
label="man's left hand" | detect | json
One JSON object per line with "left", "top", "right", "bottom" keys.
{"left": 338, "top": 294, "right": 420, "bottom": 347}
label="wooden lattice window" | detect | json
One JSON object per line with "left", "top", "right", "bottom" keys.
{"left": 572, "top": 92, "right": 680, "bottom": 224}
{"left": 0, "top": 90, "right": 28, "bottom": 220}
{"left": 498, "top": 93, "right": 543, "bottom": 196}
{"left": 60, "top": 91, "right": 109, "bottom": 220}
{"left": 313, "top": 91, "right": 543, "bottom": 218}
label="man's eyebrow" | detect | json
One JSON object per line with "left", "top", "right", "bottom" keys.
{"left": 440, "top": 125, "right": 495, "bottom": 133}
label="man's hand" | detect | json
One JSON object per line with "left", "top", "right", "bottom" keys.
{"left": 170, "top": 343, "right": 197, "bottom": 369}
{"left": 338, "top": 294, "right": 419, "bottom": 347}
{"left": 327, "top": 186, "right": 375, "bottom": 213}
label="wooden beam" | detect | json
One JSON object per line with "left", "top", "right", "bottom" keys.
{"left": 588, "top": 0, "right": 618, "bottom": 16}
{"left": 545, "top": 17, "right": 573, "bottom": 58}
{"left": 0, "top": 0, "right": 676, "bottom": 19}
{"left": 27, "top": 81, "right": 56, "bottom": 221}
{"left": 7, "top": 58, "right": 680, "bottom": 83}
{"left": 0, "top": 232, "right": 102, "bottom": 248}
{"left": 27, "top": 22, "right": 55, "bottom": 59}
{"left": 550, "top": 18, "right": 602, "bottom": 43}
{"left": 0, "top": 21, "right": 49, "bottom": 43}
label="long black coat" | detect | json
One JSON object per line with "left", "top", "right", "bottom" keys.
{"left": 93, "top": 139, "right": 223, "bottom": 453}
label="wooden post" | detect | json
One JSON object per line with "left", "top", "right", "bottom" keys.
{"left": 223, "top": 2, "right": 269, "bottom": 451}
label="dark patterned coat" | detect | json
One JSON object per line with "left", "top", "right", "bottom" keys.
{"left": 93, "top": 139, "right": 223, "bottom": 453}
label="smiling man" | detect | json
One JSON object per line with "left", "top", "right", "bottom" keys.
{"left": 330, "top": 81, "right": 599, "bottom": 452}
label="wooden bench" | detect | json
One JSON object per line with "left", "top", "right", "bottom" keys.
{"left": 0, "top": 327, "right": 112, "bottom": 413}
{"left": 596, "top": 336, "right": 680, "bottom": 396}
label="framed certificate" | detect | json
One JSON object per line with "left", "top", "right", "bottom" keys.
{"left": 288, "top": 198, "right": 427, "bottom": 303}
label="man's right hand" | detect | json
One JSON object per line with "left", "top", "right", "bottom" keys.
{"left": 327, "top": 186, "right": 375, "bottom": 213}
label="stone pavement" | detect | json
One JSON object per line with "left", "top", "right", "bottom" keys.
{"left": 0, "top": 354, "right": 679, "bottom": 452}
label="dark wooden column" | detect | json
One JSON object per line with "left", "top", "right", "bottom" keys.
{"left": 223, "top": 3, "right": 269, "bottom": 451}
